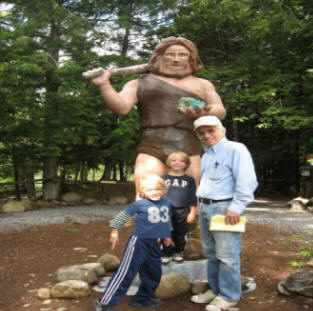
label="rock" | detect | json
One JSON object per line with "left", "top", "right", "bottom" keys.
{"left": 108, "top": 196, "right": 128, "bottom": 205}
{"left": 2, "top": 200, "right": 28, "bottom": 213}
{"left": 64, "top": 215, "right": 89, "bottom": 224}
{"left": 36, "top": 200, "right": 54, "bottom": 209}
{"left": 55, "top": 265, "right": 98, "bottom": 284}
{"left": 37, "top": 288, "right": 51, "bottom": 300}
{"left": 155, "top": 274, "right": 190, "bottom": 299}
{"left": 21, "top": 199, "right": 34, "bottom": 210}
{"left": 184, "top": 238, "right": 204, "bottom": 260}
{"left": 288, "top": 197, "right": 309, "bottom": 211}
{"left": 61, "top": 192, "right": 82, "bottom": 203}
{"left": 98, "top": 253, "right": 120, "bottom": 271}
{"left": 50, "top": 280, "right": 91, "bottom": 298}
{"left": 83, "top": 198, "right": 97, "bottom": 205}
{"left": 278, "top": 281, "right": 292, "bottom": 296}
{"left": 191, "top": 281, "right": 209, "bottom": 294}
{"left": 278, "top": 263, "right": 313, "bottom": 297}
{"left": 80, "top": 263, "right": 106, "bottom": 277}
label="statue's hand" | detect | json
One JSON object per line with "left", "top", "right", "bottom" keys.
{"left": 179, "top": 104, "right": 213, "bottom": 118}
{"left": 86, "top": 67, "right": 113, "bottom": 87}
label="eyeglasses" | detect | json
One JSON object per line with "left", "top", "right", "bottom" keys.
{"left": 196, "top": 128, "right": 218, "bottom": 137}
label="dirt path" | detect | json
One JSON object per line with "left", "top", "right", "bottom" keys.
{"left": 0, "top": 199, "right": 313, "bottom": 311}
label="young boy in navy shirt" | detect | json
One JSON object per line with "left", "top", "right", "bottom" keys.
{"left": 162, "top": 151, "right": 197, "bottom": 264}
{"left": 93, "top": 175, "right": 173, "bottom": 311}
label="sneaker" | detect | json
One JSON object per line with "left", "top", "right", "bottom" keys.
{"left": 190, "top": 289, "right": 216, "bottom": 304}
{"left": 205, "top": 296, "right": 237, "bottom": 311}
{"left": 129, "top": 297, "right": 163, "bottom": 307}
{"left": 92, "top": 298, "right": 113, "bottom": 311}
{"left": 172, "top": 252, "right": 184, "bottom": 263}
{"left": 161, "top": 256, "right": 172, "bottom": 264}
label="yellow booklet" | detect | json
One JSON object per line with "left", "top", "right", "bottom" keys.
{"left": 209, "top": 215, "right": 247, "bottom": 233}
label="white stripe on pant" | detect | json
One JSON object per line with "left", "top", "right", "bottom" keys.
{"left": 100, "top": 235, "right": 137, "bottom": 305}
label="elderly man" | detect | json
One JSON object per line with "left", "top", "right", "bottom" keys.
{"left": 88, "top": 37, "right": 226, "bottom": 193}
{"left": 191, "top": 116, "right": 258, "bottom": 311}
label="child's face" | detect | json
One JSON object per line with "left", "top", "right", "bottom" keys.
{"left": 144, "top": 188, "right": 164, "bottom": 201}
{"left": 168, "top": 155, "right": 187, "bottom": 172}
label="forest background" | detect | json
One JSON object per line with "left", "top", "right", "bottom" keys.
{"left": 0, "top": 0, "right": 312, "bottom": 201}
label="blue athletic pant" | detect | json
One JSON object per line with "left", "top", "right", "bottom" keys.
{"left": 99, "top": 235, "right": 162, "bottom": 307}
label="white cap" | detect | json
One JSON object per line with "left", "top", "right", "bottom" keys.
{"left": 193, "top": 116, "right": 222, "bottom": 131}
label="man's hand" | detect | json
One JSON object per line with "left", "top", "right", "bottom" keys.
{"left": 225, "top": 210, "right": 240, "bottom": 225}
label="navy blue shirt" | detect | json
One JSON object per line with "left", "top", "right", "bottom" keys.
{"left": 124, "top": 198, "right": 172, "bottom": 239}
{"left": 162, "top": 174, "right": 197, "bottom": 208}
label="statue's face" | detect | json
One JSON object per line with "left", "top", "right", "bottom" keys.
{"left": 158, "top": 44, "right": 192, "bottom": 78}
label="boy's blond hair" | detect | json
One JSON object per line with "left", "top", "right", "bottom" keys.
{"left": 138, "top": 174, "right": 166, "bottom": 199}
{"left": 166, "top": 151, "right": 191, "bottom": 170}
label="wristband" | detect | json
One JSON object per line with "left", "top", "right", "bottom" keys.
{"left": 110, "top": 233, "right": 118, "bottom": 238}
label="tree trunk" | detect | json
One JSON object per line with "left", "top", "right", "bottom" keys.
{"left": 119, "top": 161, "right": 126, "bottom": 181}
{"left": 25, "top": 159, "right": 36, "bottom": 200}
{"left": 13, "top": 156, "right": 21, "bottom": 201}
{"left": 43, "top": 157, "right": 60, "bottom": 200}
{"left": 101, "top": 161, "right": 114, "bottom": 181}
{"left": 113, "top": 164, "right": 117, "bottom": 181}
{"left": 79, "top": 161, "right": 89, "bottom": 182}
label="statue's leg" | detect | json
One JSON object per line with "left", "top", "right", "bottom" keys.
{"left": 186, "top": 155, "right": 201, "bottom": 187}
{"left": 134, "top": 153, "right": 167, "bottom": 198}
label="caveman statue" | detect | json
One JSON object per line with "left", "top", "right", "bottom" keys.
{"left": 87, "top": 37, "right": 226, "bottom": 193}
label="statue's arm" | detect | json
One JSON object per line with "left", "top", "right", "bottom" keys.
{"left": 202, "top": 79, "right": 226, "bottom": 120}
{"left": 178, "top": 78, "right": 226, "bottom": 120}
{"left": 90, "top": 68, "right": 138, "bottom": 115}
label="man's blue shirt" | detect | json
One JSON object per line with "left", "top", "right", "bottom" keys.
{"left": 196, "top": 137, "right": 258, "bottom": 214}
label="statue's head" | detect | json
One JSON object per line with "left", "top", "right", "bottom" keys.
{"left": 148, "top": 37, "right": 203, "bottom": 78}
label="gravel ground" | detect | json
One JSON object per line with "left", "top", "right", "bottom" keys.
{"left": 246, "top": 198, "right": 313, "bottom": 234}
{"left": 0, "top": 204, "right": 125, "bottom": 232}
{"left": 0, "top": 198, "right": 313, "bottom": 234}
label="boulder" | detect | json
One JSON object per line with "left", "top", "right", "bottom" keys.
{"left": 1, "top": 199, "right": 34, "bottom": 213}
{"left": 61, "top": 192, "right": 82, "bottom": 203}
{"left": 55, "top": 265, "right": 98, "bottom": 284}
{"left": 287, "top": 197, "right": 309, "bottom": 212}
{"left": 278, "top": 261, "right": 313, "bottom": 297}
{"left": 37, "top": 288, "right": 51, "bottom": 300}
{"left": 191, "top": 281, "right": 209, "bottom": 294}
{"left": 155, "top": 274, "right": 190, "bottom": 299}
{"left": 83, "top": 198, "right": 98, "bottom": 205}
{"left": 50, "top": 280, "right": 91, "bottom": 298}
{"left": 80, "top": 263, "right": 106, "bottom": 277}
{"left": 108, "top": 196, "right": 128, "bottom": 205}
{"left": 98, "top": 253, "right": 120, "bottom": 271}
{"left": 184, "top": 238, "right": 205, "bottom": 260}
{"left": 35, "top": 200, "right": 54, "bottom": 209}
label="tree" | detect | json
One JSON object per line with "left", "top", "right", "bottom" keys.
{"left": 1, "top": 0, "right": 104, "bottom": 199}
{"left": 167, "top": 0, "right": 313, "bottom": 195}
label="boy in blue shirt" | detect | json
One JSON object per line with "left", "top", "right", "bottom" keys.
{"left": 93, "top": 175, "right": 174, "bottom": 311}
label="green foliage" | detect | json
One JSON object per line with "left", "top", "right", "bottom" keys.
{"left": 288, "top": 231, "right": 313, "bottom": 267}
{"left": 168, "top": 0, "right": 313, "bottom": 195}
{"left": 1, "top": 0, "right": 313, "bottom": 196}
